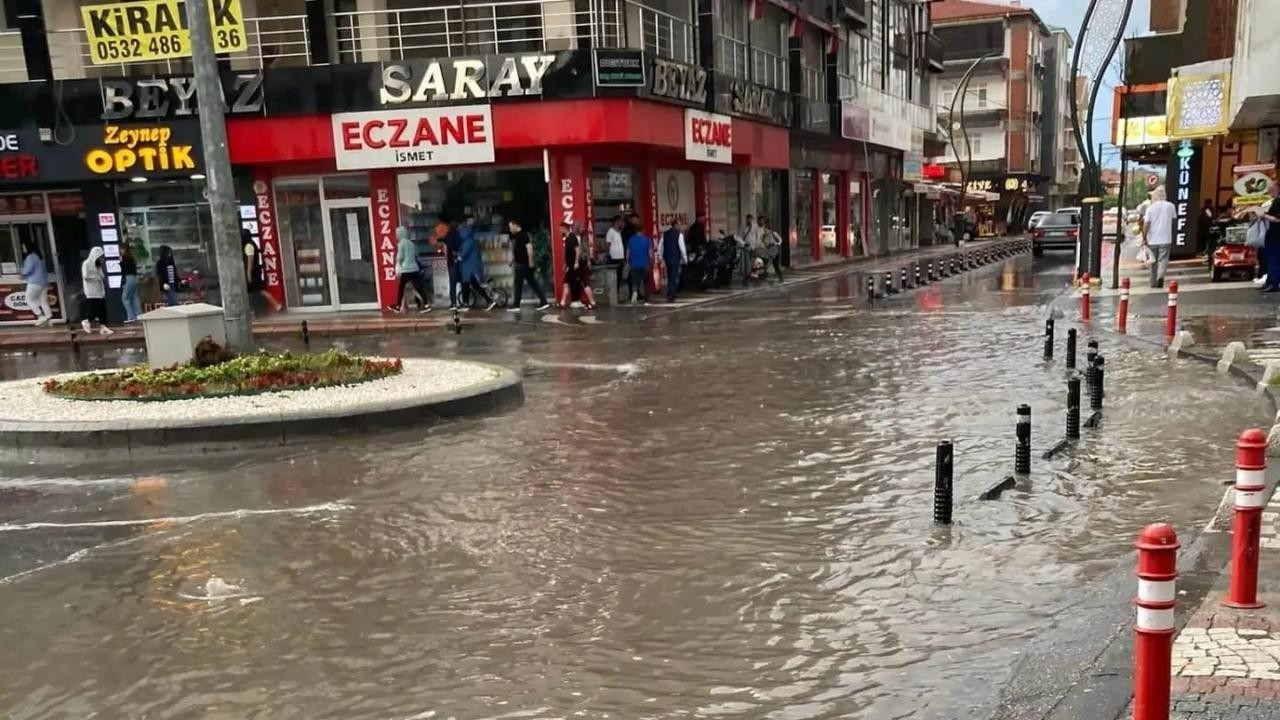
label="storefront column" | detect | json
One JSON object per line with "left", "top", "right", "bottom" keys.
{"left": 695, "top": 168, "right": 710, "bottom": 234}
{"left": 80, "top": 182, "right": 123, "bottom": 324}
{"left": 250, "top": 168, "right": 287, "bottom": 310}
{"left": 367, "top": 169, "right": 401, "bottom": 312}
{"left": 547, "top": 149, "right": 590, "bottom": 292}
{"left": 810, "top": 169, "right": 822, "bottom": 263}
{"left": 837, "top": 171, "right": 851, "bottom": 258}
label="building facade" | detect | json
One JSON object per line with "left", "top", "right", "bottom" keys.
{"left": 0, "top": 0, "right": 937, "bottom": 323}
{"left": 929, "top": 0, "right": 1053, "bottom": 236}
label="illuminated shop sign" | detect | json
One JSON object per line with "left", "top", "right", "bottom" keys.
{"left": 332, "top": 106, "right": 496, "bottom": 170}
{"left": 684, "top": 110, "right": 732, "bottom": 164}
{"left": 378, "top": 55, "right": 556, "bottom": 105}
{"left": 1170, "top": 140, "right": 1201, "bottom": 249}
{"left": 83, "top": 124, "right": 199, "bottom": 176}
{"left": 0, "top": 133, "right": 38, "bottom": 180}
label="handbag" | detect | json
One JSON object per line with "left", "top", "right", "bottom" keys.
{"left": 1246, "top": 218, "right": 1268, "bottom": 249}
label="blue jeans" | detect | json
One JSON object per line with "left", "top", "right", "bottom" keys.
{"left": 1265, "top": 243, "right": 1280, "bottom": 289}
{"left": 121, "top": 275, "right": 141, "bottom": 321}
{"left": 665, "top": 262, "right": 681, "bottom": 301}
{"left": 164, "top": 286, "right": 179, "bottom": 306}
{"left": 447, "top": 261, "right": 461, "bottom": 307}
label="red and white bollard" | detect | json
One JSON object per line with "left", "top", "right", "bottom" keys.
{"left": 1165, "top": 280, "right": 1179, "bottom": 342}
{"left": 1081, "top": 273, "right": 1091, "bottom": 322}
{"left": 1118, "top": 277, "right": 1130, "bottom": 334}
{"left": 1134, "top": 523, "right": 1179, "bottom": 720}
{"left": 1224, "top": 428, "right": 1267, "bottom": 609}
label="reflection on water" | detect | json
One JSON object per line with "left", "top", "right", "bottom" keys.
{"left": 0, "top": 258, "right": 1268, "bottom": 720}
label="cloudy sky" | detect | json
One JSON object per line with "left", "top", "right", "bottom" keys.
{"left": 1021, "top": 0, "right": 1152, "bottom": 167}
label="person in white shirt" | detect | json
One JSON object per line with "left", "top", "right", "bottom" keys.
{"left": 739, "top": 214, "right": 758, "bottom": 285}
{"left": 606, "top": 215, "right": 625, "bottom": 302}
{"left": 1142, "top": 187, "right": 1176, "bottom": 288}
{"left": 658, "top": 220, "right": 688, "bottom": 302}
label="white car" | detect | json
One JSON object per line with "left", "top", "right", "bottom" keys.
{"left": 1028, "top": 211, "right": 1051, "bottom": 230}
{"left": 1057, "top": 206, "right": 1082, "bottom": 216}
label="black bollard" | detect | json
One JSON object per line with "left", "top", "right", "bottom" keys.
{"left": 1096, "top": 355, "right": 1106, "bottom": 401}
{"left": 901, "top": 267, "right": 909, "bottom": 290}
{"left": 915, "top": 263, "right": 923, "bottom": 286}
{"left": 1066, "top": 376, "right": 1081, "bottom": 440}
{"left": 1015, "top": 404, "right": 1032, "bottom": 475}
{"left": 1044, "top": 318, "right": 1055, "bottom": 361}
{"left": 1065, "top": 328, "right": 1077, "bottom": 370}
{"left": 928, "top": 261, "right": 935, "bottom": 280}
{"left": 867, "top": 276, "right": 876, "bottom": 304}
{"left": 1090, "top": 357, "right": 1104, "bottom": 411}
{"left": 934, "top": 441, "right": 954, "bottom": 525}
{"left": 884, "top": 271, "right": 895, "bottom": 295}
{"left": 452, "top": 306, "right": 462, "bottom": 334}
{"left": 301, "top": 320, "right": 310, "bottom": 345}
{"left": 950, "top": 258, "right": 957, "bottom": 275}
{"left": 1085, "top": 341, "right": 1099, "bottom": 385}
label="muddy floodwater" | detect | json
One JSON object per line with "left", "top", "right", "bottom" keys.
{"left": 0, "top": 257, "right": 1268, "bottom": 720}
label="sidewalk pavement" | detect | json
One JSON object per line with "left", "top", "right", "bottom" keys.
{"left": 0, "top": 238, "right": 1020, "bottom": 350}
{"left": 1168, "top": 491, "right": 1280, "bottom": 719}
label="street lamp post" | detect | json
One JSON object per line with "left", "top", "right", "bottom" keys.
{"left": 184, "top": 0, "right": 253, "bottom": 350}
{"left": 948, "top": 52, "right": 999, "bottom": 236}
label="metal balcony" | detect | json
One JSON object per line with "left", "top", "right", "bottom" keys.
{"left": 0, "top": 31, "right": 28, "bottom": 83}
{"left": 919, "top": 31, "right": 943, "bottom": 73}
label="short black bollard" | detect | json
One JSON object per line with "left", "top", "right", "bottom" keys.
{"left": 950, "top": 258, "right": 957, "bottom": 275}
{"left": 867, "top": 276, "right": 876, "bottom": 303}
{"left": 928, "top": 261, "right": 935, "bottom": 280}
{"left": 1090, "top": 357, "right": 1104, "bottom": 411}
{"left": 301, "top": 320, "right": 310, "bottom": 345}
{"left": 884, "top": 271, "right": 895, "bottom": 295}
{"left": 1085, "top": 341, "right": 1099, "bottom": 385}
{"left": 934, "top": 441, "right": 954, "bottom": 525}
{"left": 901, "top": 267, "right": 909, "bottom": 290}
{"left": 1066, "top": 328, "right": 1077, "bottom": 370}
{"left": 1044, "top": 318, "right": 1055, "bottom": 361}
{"left": 915, "top": 263, "right": 923, "bottom": 286}
{"left": 1096, "top": 355, "right": 1105, "bottom": 400}
{"left": 452, "top": 306, "right": 462, "bottom": 334}
{"left": 1067, "top": 376, "right": 1081, "bottom": 440}
{"left": 1015, "top": 404, "right": 1032, "bottom": 475}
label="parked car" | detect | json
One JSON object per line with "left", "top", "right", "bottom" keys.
{"left": 1210, "top": 225, "right": 1257, "bottom": 282}
{"left": 1027, "top": 211, "right": 1051, "bottom": 231}
{"left": 1056, "top": 206, "right": 1082, "bottom": 217}
{"left": 1031, "top": 212, "right": 1080, "bottom": 256}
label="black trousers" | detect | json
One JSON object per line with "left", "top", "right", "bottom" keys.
{"left": 81, "top": 297, "right": 107, "bottom": 324}
{"left": 464, "top": 276, "right": 492, "bottom": 306}
{"left": 512, "top": 265, "right": 547, "bottom": 306}
{"left": 395, "top": 271, "right": 427, "bottom": 308}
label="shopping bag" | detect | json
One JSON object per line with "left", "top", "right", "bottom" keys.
{"left": 1246, "top": 218, "right": 1268, "bottom": 249}
{"left": 1136, "top": 245, "right": 1154, "bottom": 267}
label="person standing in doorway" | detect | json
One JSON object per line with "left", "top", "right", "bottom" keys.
{"left": 80, "top": 246, "right": 112, "bottom": 335}
{"left": 688, "top": 214, "right": 708, "bottom": 256}
{"left": 243, "top": 228, "right": 283, "bottom": 313}
{"left": 20, "top": 238, "right": 51, "bottom": 327}
{"left": 607, "top": 214, "right": 625, "bottom": 302}
{"left": 658, "top": 219, "right": 687, "bottom": 303}
{"left": 1258, "top": 182, "right": 1280, "bottom": 293}
{"left": 1141, "top": 187, "right": 1176, "bottom": 288}
{"left": 626, "top": 222, "right": 653, "bottom": 304}
{"left": 119, "top": 243, "right": 141, "bottom": 323}
{"left": 155, "top": 245, "right": 180, "bottom": 306}
{"left": 508, "top": 218, "right": 550, "bottom": 311}
{"left": 557, "top": 220, "right": 583, "bottom": 308}
{"left": 760, "top": 217, "right": 783, "bottom": 282}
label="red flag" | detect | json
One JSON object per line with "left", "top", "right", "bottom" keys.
{"left": 827, "top": 31, "right": 839, "bottom": 54}
{"left": 750, "top": 0, "right": 764, "bottom": 20}
{"left": 788, "top": 14, "right": 804, "bottom": 38}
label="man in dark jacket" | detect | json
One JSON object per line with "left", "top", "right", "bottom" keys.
{"left": 441, "top": 219, "right": 464, "bottom": 309}
{"left": 659, "top": 220, "right": 687, "bottom": 302}
{"left": 688, "top": 214, "right": 707, "bottom": 256}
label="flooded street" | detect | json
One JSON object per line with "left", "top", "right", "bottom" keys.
{"left": 0, "top": 256, "right": 1270, "bottom": 720}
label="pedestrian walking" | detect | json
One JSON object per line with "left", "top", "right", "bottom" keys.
{"left": 575, "top": 236, "right": 597, "bottom": 311}
{"left": 155, "top": 244, "right": 180, "bottom": 306}
{"left": 458, "top": 218, "right": 495, "bottom": 310}
{"left": 441, "top": 219, "right": 464, "bottom": 309}
{"left": 20, "top": 238, "right": 51, "bottom": 326}
{"left": 119, "top": 243, "right": 141, "bottom": 323}
{"left": 508, "top": 218, "right": 550, "bottom": 311}
{"left": 557, "top": 220, "right": 584, "bottom": 308}
{"left": 80, "top": 246, "right": 112, "bottom": 335}
{"left": 1258, "top": 182, "right": 1280, "bottom": 293}
{"left": 243, "top": 228, "right": 283, "bottom": 313}
{"left": 739, "top": 213, "right": 759, "bottom": 284}
{"left": 1142, "top": 187, "right": 1176, "bottom": 288}
{"left": 392, "top": 226, "right": 430, "bottom": 314}
{"left": 626, "top": 222, "right": 653, "bottom": 304}
{"left": 623, "top": 212, "right": 644, "bottom": 301}
{"left": 760, "top": 217, "right": 783, "bottom": 282}
{"left": 659, "top": 219, "right": 687, "bottom": 302}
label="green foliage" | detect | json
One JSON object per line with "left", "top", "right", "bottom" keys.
{"left": 43, "top": 346, "right": 403, "bottom": 401}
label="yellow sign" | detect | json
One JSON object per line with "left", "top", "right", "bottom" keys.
{"left": 1113, "top": 116, "right": 1169, "bottom": 147}
{"left": 1167, "top": 73, "right": 1231, "bottom": 140}
{"left": 81, "top": 0, "right": 246, "bottom": 66}
{"left": 84, "top": 125, "right": 196, "bottom": 175}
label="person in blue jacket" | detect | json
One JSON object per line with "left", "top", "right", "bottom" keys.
{"left": 457, "top": 217, "right": 495, "bottom": 311}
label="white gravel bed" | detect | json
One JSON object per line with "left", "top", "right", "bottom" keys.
{"left": 0, "top": 358, "right": 512, "bottom": 431}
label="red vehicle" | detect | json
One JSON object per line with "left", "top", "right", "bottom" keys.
{"left": 1211, "top": 227, "right": 1257, "bottom": 282}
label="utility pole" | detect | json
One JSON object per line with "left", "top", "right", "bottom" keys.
{"left": 185, "top": 0, "right": 253, "bottom": 350}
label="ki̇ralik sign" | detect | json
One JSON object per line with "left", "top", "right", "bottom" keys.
{"left": 81, "top": 0, "right": 247, "bottom": 65}
{"left": 331, "top": 106, "right": 496, "bottom": 170}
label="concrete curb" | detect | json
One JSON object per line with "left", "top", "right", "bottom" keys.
{"left": 0, "top": 362, "right": 523, "bottom": 459}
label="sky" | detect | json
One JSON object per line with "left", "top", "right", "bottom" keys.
{"left": 1023, "top": 0, "right": 1152, "bottom": 168}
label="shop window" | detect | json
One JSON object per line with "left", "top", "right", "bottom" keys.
{"left": 591, "top": 167, "right": 635, "bottom": 244}
{"left": 976, "top": 87, "right": 987, "bottom": 108}
{"left": 708, "top": 171, "right": 740, "bottom": 240}
{"left": 275, "top": 178, "right": 328, "bottom": 308}
{"left": 117, "top": 181, "right": 218, "bottom": 306}
{"left": 792, "top": 170, "right": 815, "bottom": 266}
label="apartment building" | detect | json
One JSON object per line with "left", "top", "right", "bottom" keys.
{"left": 0, "top": 0, "right": 937, "bottom": 323}
{"left": 929, "top": 0, "right": 1053, "bottom": 236}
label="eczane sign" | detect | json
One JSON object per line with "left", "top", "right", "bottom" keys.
{"left": 684, "top": 109, "right": 732, "bottom": 164}
{"left": 331, "top": 106, "right": 495, "bottom": 171}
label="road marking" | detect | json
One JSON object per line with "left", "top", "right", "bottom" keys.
{"left": 0, "top": 502, "right": 351, "bottom": 532}
{"left": 811, "top": 311, "right": 855, "bottom": 320}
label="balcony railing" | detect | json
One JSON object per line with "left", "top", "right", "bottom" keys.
{"left": 751, "top": 47, "right": 788, "bottom": 91}
{"left": 0, "top": 31, "right": 28, "bottom": 83}
{"left": 716, "top": 35, "right": 749, "bottom": 80}
{"left": 43, "top": 0, "right": 697, "bottom": 80}
{"left": 48, "top": 15, "right": 309, "bottom": 79}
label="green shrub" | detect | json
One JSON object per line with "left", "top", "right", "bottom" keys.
{"left": 43, "top": 348, "right": 403, "bottom": 401}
